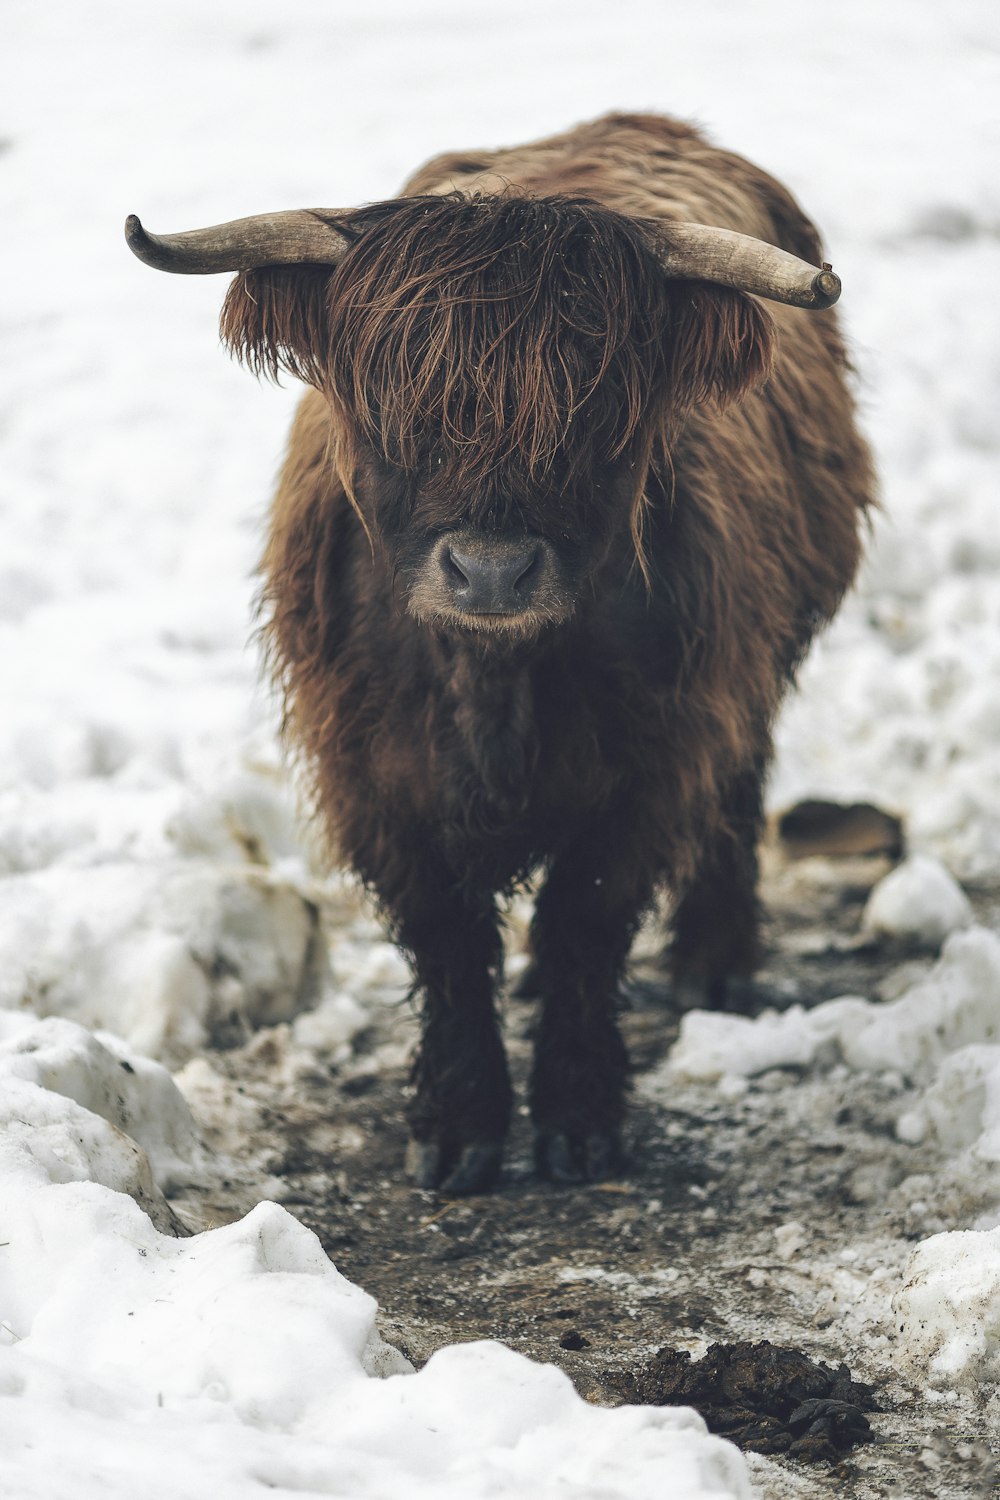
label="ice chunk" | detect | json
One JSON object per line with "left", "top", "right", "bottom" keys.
{"left": 893, "top": 1228, "right": 1000, "bottom": 1388}
{"left": 862, "top": 855, "right": 973, "bottom": 944}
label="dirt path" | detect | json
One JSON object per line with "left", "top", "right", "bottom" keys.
{"left": 172, "top": 856, "right": 999, "bottom": 1499}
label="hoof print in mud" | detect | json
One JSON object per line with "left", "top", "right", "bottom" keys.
{"left": 610, "top": 1339, "right": 876, "bottom": 1465}
{"left": 406, "top": 1137, "right": 504, "bottom": 1196}
{"left": 535, "top": 1128, "right": 624, "bottom": 1184}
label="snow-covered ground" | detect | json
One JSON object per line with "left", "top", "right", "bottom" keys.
{"left": 2, "top": 1, "right": 999, "bottom": 1495}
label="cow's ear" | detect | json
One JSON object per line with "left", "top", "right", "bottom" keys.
{"left": 663, "top": 283, "right": 775, "bottom": 412}
{"left": 220, "top": 266, "right": 332, "bottom": 388}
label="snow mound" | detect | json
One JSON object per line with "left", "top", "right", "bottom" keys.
{"left": 861, "top": 855, "right": 973, "bottom": 944}
{"left": 0, "top": 1013, "right": 751, "bottom": 1500}
{"left": 893, "top": 1228, "right": 1000, "bottom": 1390}
{"left": 0, "top": 861, "right": 327, "bottom": 1065}
{"left": 0, "top": 1020, "right": 199, "bottom": 1237}
{"left": 0, "top": 1012, "right": 206, "bottom": 1191}
{"left": 667, "top": 926, "right": 1000, "bottom": 1089}
{"left": 896, "top": 1043, "right": 1000, "bottom": 1161}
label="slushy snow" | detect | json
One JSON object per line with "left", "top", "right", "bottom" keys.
{"left": 894, "top": 1228, "right": 1000, "bottom": 1390}
{"left": 666, "top": 926, "right": 1000, "bottom": 1202}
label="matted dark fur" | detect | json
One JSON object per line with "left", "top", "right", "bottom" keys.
{"left": 225, "top": 113, "right": 875, "bottom": 1193}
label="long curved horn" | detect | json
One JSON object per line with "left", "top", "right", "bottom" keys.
{"left": 656, "top": 222, "right": 841, "bottom": 309}
{"left": 124, "top": 210, "right": 351, "bottom": 274}
{"left": 126, "top": 207, "right": 840, "bottom": 309}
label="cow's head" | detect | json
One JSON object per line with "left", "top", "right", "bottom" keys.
{"left": 126, "top": 195, "right": 839, "bottom": 641}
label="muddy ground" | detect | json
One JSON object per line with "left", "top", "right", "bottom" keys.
{"left": 172, "top": 852, "right": 1000, "bottom": 1499}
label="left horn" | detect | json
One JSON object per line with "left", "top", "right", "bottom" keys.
{"left": 124, "top": 210, "right": 351, "bottom": 274}
{"left": 657, "top": 222, "right": 841, "bottom": 310}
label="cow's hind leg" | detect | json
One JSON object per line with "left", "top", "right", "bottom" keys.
{"left": 528, "top": 830, "right": 653, "bottom": 1182}
{"left": 379, "top": 857, "right": 511, "bottom": 1195}
{"left": 670, "top": 760, "right": 766, "bottom": 1009}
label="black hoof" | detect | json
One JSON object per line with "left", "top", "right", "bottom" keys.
{"left": 535, "top": 1128, "right": 624, "bottom": 1184}
{"left": 406, "top": 1137, "right": 504, "bottom": 1195}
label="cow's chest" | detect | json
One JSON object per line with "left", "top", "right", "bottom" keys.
{"left": 363, "top": 624, "right": 666, "bottom": 882}
{"left": 419, "top": 647, "right": 637, "bottom": 875}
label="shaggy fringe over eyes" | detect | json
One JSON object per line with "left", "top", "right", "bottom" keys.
{"left": 336, "top": 195, "right": 676, "bottom": 486}
{"left": 220, "top": 194, "right": 776, "bottom": 561}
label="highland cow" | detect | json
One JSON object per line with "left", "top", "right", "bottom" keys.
{"left": 127, "top": 113, "right": 874, "bottom": 1194}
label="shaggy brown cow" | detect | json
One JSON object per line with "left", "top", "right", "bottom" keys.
{"left": 127, "top": 113, "right": 874, "bottom": 1194}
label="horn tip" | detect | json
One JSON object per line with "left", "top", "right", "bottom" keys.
{"left": 814, "top": 267, "right": 842, "bottom": 308}
{"left": 125, "top": 214, "right": 148, "bottom": 257}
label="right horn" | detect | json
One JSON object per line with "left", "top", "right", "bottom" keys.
{"left": 124, "top": 209, "right": 351, "bottom": 275}
{"left": 657, "top": 222, "right": 841, "bottom": 310}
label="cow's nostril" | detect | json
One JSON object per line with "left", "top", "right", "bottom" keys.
{"left": 445, "top": 548, "right": 471, "bottom": 587}
{"left": 439, "top": 537, "right": 548, "bottom": 614}
{"left": 513, "top": 548, "right": 539, "bottom": 593}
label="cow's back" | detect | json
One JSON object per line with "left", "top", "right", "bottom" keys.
{"left": 403, "top": 113, "right": 822, "bottom": 261}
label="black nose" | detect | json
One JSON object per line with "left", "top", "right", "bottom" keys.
{"left": 443, "top": 539, "right": 541, "bottom": 613}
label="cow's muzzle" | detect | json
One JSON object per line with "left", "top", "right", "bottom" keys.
{"left": 409, "top": 529, "right": 572, "bottom": 633}
{"left": 442, "top": 536, "right": 542, "bottom": 613}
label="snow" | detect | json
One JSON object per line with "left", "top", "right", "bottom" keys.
{"left": 664, "top": 923, "right": 1000, "bottom": 1410}
{"left": 0, "top": 1016, "right": 749, "bottom": 1499}
{"left": 894, "top": 1228, "right": 1000, "bottom": 1390}
{"left": 669, "top": 926, "right": 1000, "bottom": 1090}
{"left": 667, "top": 926, "right": 1000, "bottom": 1204}
{"left": 861, "top": 854, "right": 974, "bottom": 944}
{"left": 0, "top": 861, "right": 328, "bottom": 1063}
{"left": 0, "top": 1013, "right": 206, "bottom": 1193}
{"left": 2, "top": 0, "right": 1000, "bottom": 1494}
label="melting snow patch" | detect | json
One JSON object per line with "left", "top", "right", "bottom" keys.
{"left": 664, "top": 929, "right": 1000, "bottom": 1221}
{"left": 666, "top": 926, "right": 1000, "bottom": 1090}
{"left": 893, "top": 1228, "right": 1000, "bottom": 1391}
{"left": 861, "top": 855, "right": 974, "bottom": 945}
{"left": 0, "top": 862, "right": 327, "bottom": 1065}
{"left": 0, "top": 1013, "right": 206, "bottom": 1191}
{"left": 663, "top": 925, "right": 1000, "bottom": 1396}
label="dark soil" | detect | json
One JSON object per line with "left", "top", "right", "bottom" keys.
{"left": 609, "top": 1340, "right": 876, "bottom": 1464}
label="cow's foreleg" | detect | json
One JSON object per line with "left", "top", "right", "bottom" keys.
{"left": 384, "top": 862, "right": 510, "bottom": 1194}
{"left": 670, "top": 759, "right": 766, "bottom": 1008}
{"left": 528, "top": 834, "right": 652, "bottom": 1182}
